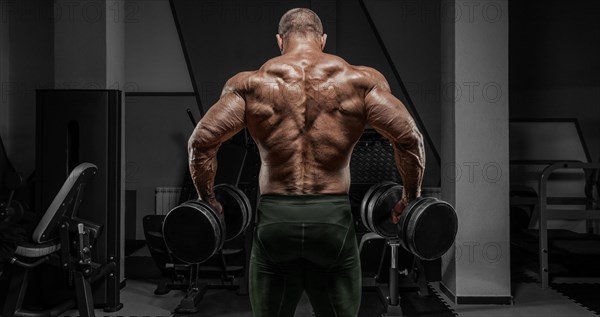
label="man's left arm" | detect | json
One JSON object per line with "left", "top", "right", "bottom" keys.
{"left": 362, "top": 68, "right": 426, "bottom": 222}
{"left": 188, "top": 73, "right": 249, "bottom": 213}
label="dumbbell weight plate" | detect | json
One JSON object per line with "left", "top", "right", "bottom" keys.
{"left": 163, "top": 184, "right": 253, "bottom": 264}
{"left": 214, "top": 185, "right": 247, "bottom": 241}
{"left": 361, "top": 181, "right": 397, "bottom": 232}
{"left": 216, "top": 184, "right": 253, "bottom": 234}
{"left": 403, "top": 197, "right": 458, "bottom": 260}
{"left": 366, "top": 183, "right": 399, "bottom": 235}
{"left": 163, "top": 200, "right": 224, "bottom": 264}
{"left": 370, "top": 184, "right": 404, "bottom": 238}
{"left": 194, "top": 199, "right": 226, "bottom": 242}
{"left": 366, "top": 184, "right": 393, "bottom": 234}
{"left": 398, "top": 197, "right": 429, "bottom": 251}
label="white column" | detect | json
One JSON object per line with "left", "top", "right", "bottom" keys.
{"left": 441, "top": 0, "right": 511, "bottom": 303}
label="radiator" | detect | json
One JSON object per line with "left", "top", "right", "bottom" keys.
{"left": 155, "top": 187, "right": 183, "bottom": 215}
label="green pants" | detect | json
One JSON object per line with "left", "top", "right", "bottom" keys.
{"left": 249, "top": 195, "right": 361, "bottom": 317}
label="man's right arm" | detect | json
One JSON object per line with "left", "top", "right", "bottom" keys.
{"left": 188, "top": 72, "right": 249, "bottom": 213}
{"left": 361, "top": 67, "right": 426, "bottom": 220}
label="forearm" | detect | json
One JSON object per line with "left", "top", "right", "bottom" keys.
{"left": 370, "top": 116, "right": 426, "bottom": 202}
{"left": 394, "top": 147, "right": 424, "bottom": 203}
{"left": 393, "top": 128, "right": 425, "bottom": 204}
{"left": 188, "top": 136, "right": 220, "bottom": 203}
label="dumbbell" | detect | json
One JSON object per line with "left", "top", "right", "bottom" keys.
{"left": 361, "top": 182, "right": 458, "bottom": 260}
{"left": 162, "top": 184, "right": 252, "bottom": 264}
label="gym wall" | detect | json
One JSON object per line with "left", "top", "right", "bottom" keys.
{"left": 0, "top": 2, "right": 8, "bottom": 149}
{"left": 124, "top": 0, "right": 192, "bottom": 92}
{"left": 123, "top": 0, "right": 196, "bottom": 239}
{"left": 508, "top": 0, "right": 600, "bottom": 233}
{"left": 337, "top": 0, "right": 442, "bottom": 185}
{"left": 125, "top": 95, "right": 197, "bottom": 239}
{"left": 0, "top": 0, "right": 54, "bottom": 174}
{"left": 510, "top": 0, "right": 600, "bottom": 161}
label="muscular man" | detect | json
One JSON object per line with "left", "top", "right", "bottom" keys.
{"left": 189, "top": 8, "right": 425, "bottom": 317}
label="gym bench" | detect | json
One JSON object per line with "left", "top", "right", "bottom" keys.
{"left": 1, "top": 163, "right": 118, "bottom": 317}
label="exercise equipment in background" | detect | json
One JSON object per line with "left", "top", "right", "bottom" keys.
{"left": 1, "top": 163, "right": 118, "bottom": 317}
{"left": 36, "top": 89, "right": 123, "bottom": 310}
{"left": 156, "top": 184, "right": 253, "bottom": 313}
{"left": 509, "top": 119, "right": 600, "bottom": 288}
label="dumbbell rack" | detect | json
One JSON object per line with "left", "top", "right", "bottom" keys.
{"left": 143, "top": 213, "right": 246, "bottom": 314}
{"left": 173, "top": 263, "right": 207, "bottom": 314}
{"left": 164, "top": 248, "right": 242, "bottom": 314}
{"left": 381, "top": 240, "right": 404, "bottom": 317}
{"left": 376, "top": 240, "right": 430, "bottom": 317}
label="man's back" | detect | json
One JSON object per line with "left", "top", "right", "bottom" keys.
{"left": 243, "top": 52, "right": 369, "bottom": 194}
{"left": 188, "top": 7, "right": 423, "bottom": 210}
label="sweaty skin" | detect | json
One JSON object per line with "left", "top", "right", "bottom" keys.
{"left": 188, "top": 38, "right": 425, "bottom": 220}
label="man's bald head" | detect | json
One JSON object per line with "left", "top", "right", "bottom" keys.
{"left": 278, "top": 8, "right": 323, "bottom": 39}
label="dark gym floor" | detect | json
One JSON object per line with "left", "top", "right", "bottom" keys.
{"left": 61, "top": 245, "right": 600, "bottom": 317}
{"left": 61, "top": 276, "right": 599, "bottom": 317}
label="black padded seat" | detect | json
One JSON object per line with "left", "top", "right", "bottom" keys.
{"left": 33, "top": 162, "right": 97, "bottom": 244}
{"left": 15, "top": 241, "right": 61, "bottom": 258}
{"left": 8, "top": 163, "right": 96, "bottom": 260}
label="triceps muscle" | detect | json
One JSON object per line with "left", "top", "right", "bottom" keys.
{"left": 188, "top": 90, "right": 246, "bottom": 201}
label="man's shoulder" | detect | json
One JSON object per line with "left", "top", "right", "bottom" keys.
{"left": 228, "top": 70, "right": 257, "bottom": 82}
{"left": 352, "top": 65, "right": 385, "bottom": 82}
{"left": 223, "top": 70, "right": 260, "bottom": 94}
{"left": 317, "top": 57, "right": 386, "bottom": 86}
